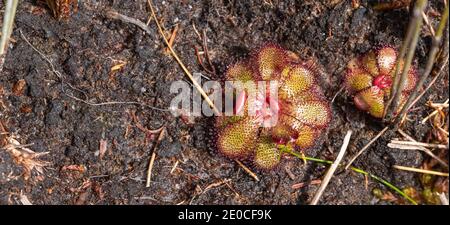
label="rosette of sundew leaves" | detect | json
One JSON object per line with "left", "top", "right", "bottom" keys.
{"left": 344, "top": 46, "right": 417, "bottom": 118}
{"left": 216, "top": 44, "right": 332, "bottom": 170}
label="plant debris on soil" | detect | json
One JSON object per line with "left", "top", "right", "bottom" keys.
{"left": 0, "top": 0, "right": 448, "bottom": 205}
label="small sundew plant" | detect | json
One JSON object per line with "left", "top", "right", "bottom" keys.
{"left": 216, "top": 44, "right": 332, "bottom": 170}
{"left": 344, "top": 46, "right": 417, "bottom": 118}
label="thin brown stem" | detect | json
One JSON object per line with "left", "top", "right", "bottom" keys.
{"left": 393, "top": 165, "right": 449, "bottom": 176}
{"left": 310, "top": 130, "right": 352, "bottom": 205}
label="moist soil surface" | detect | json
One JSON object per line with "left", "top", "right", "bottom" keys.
{"left": 0, "top": 0, "right": 448, "bottom": 205}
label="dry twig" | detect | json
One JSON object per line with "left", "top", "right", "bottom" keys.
{"left": 422, "top": 11, "right": 436, "bottom": 36}
{"left": 202, "top": 179, "right": 231, "bottom": 193}
{"left": 393, "top": 165, "right": 449, "bottom": 176}
{"left": 170, "top": 160, "right": 179, "bottom": 174}
{"left": 146, "top": 128, "right": 166, "bottom": 187}
{"left": 146, "top": 0, "right": 220, "bottom": 115}
{"left": 345, "top": 127, "right": 389, "bottom": 170}
{"left": 0, "top": 0, "right": 19, "bottom": 71}
{"left": 292, "top": 179, "right": 322, "bottom": 189}
{"left": 194, "top": 45, "right": 214, "bottom": 75}
{"left": 21, "top": 29, "right": 168, "bottom": 112}
{"left": 409, "top": 55, "right": 448, "bottom": 109}
{"left": 2, "top": 137, "right": 50, "bottom": 180}
{"left": 201, "top": 30, "right": 216, "bottom": 75}
{"left": 395, "top": 5, "right": 449, "bottom": 124}
{"left": 384, "top": 0, "right": 427, "bottom": 121}
{"left": 389, "top": 140, "right": 448, "bottom": 149}
{"left": 66, "top": 93, "right": 168, "bottom": 111}
{"left": 331, "top": 86, "right": 344, "bottom": 104}
{"left": 396, "top": 129, "right": 448, "bottom": 168}
{"left": 310, "top": 130, "right": 352, "bottom": 205}
{"left": 106, "top": 10, "right": 153, "bottom": 34}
